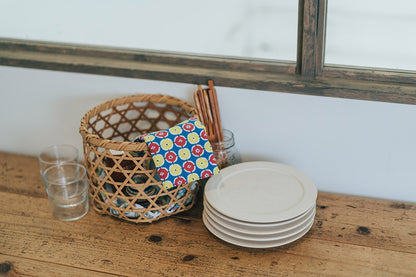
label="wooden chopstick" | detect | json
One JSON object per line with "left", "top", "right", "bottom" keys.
{"left": 194, "top": 89, "right": 213, "bottom": 141}
{"left": 207, "top": 80, "right": 223, "bottom": 142}
{"left": 193, "top": 81, "right": 223, "bottom": 143}
{"left": 193, "top": 91, "right": 204, "bottom": 125}
{"left": 202, "top": 89, "right": 215, "bottom": 140}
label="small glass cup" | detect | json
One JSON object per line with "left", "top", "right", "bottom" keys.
{"left": 211, "top": 129, "right": 241, "bottom": 169}
{"left": 42, "top": 163, "right": 89, "bottom": 221}
{"left": 38, "top": 144, "right": 79, "bottom": 176}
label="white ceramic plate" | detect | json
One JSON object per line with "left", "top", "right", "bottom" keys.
{"left": 204, "top": 199, "right": 316, "bottom": 235}
{"left": 203, "top": 208, "right": 315, "bottom": 241}
{"left": 202, "top": 212, "right": 314, "bottom": 248}
{"left": 204, "top": 161, "right": 318, "bottom": 223}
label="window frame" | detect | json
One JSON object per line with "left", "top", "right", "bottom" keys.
{"left": 0, "top": 0, "right": 415, "bottom": 104}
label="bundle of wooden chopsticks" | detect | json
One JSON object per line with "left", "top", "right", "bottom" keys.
{"left": 193, "top": 80, "right": 223, "bottom": 143}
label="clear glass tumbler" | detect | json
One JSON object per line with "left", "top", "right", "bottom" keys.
{"left": 210, "top": 129, "right": 241, "bottom": 169}
{"left": 38, "top": 144, "right": 79, "bottom": 176}
{"left": 42, "top": 163, "right": 89, "bottom": 221}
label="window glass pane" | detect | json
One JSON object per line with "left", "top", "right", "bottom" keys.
{"left": 325, "top": 0, "right": 416, "bottom": 71}
{"left": 0, "top": 0, "right": 298, "bottom": 61}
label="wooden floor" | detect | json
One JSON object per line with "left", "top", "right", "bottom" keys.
{"left": 0, "top": 151, "right": 415, "bottom": 276}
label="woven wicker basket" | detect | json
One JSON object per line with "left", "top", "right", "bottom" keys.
{"left": 79, "top": 94, "right": 200, "bottom": 223}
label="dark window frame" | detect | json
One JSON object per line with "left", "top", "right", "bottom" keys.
{"left": 0, "top": 0, "right": 415, "bottom": 104}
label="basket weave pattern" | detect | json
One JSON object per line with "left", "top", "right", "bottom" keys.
{"left": 80, "top": 94, "right": 199, "bottom": 223}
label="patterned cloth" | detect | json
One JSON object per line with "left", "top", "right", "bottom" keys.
{"left": 135, "top": 117, "right": 219, "bottom": 189}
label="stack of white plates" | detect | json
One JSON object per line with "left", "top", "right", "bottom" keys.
{"left": 203, "top": 161, "right": 318, "bottom": 248}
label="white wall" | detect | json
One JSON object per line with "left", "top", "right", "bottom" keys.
{"left": 1, "top": 65, "right": 415, "bottom": 203}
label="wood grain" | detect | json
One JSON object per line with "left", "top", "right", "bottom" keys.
{"left": 0, "top": 152, "right": 415, "bottom": 276}
{"left": 0, "top": 152, "right": 46, "bottom": 198}
{"left": 313, "top": 193, "right": 416, "bottom": 253}
{"left": 0, "top": 254, "right": 118, "bottom": 277}
{"left": 1, "top": 191, "right": 415, "bottom": 277}
{"left": 324, "top": 64, "right": 416, "bottom": 85}
{"left": 300, "top": 0, "right": 319, "bottom": 78}
{"left": 1, "top": 38, "right": 416, "bottom": 105}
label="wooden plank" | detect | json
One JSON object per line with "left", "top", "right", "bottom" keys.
{"left": 1, "top": 191, "right": 415, "bottom": 276}
{"left": 0, "top": 254, "right": 119, "bottom": 277}
{"left": 1, "top": 38, "right": 416, "bottom": 105}
{"left": 0, "top": 152, "right": 46, "bottom": 198}
{"left": 324, "top": 64, "right": 416, "bottom": 85}
{"left": 314, "top": 0, "right": 326, "bottom": 75}
{"left": 1, "top": 151, "right": 415, "bottom": 253}
{"left": 0, "top": 151, "right": 415, "bottom": 276}
{"left": 300, "top": 0, "right": 319, "bottom": 77}
{"left": 296, "top": 0, "right": 304, "bottom": 75}
{"left": 298, "top": 0, "right": 326, "bottom": 77}
{"left": 313, "top": 193, "right": 416, "bottom": 253}
{"left": 0, "top": 38, "right": 295, "bottom": 75}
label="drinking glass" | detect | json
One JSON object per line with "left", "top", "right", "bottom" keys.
{"left": 38, "top": 144, "right": 79, "bottom": 176}
{"left": 42, "top": 163, "right": 89, "bottom": 221}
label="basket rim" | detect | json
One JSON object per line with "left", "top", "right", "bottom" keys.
{"left": 79, "top": 93, "right": 197, "bottom": 151}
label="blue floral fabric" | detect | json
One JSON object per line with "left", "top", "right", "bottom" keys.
{"left": 135, "top": 117, "right": 219, "bottom": 189}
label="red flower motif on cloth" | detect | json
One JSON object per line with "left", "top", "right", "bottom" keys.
{"left": 183, "top": 161, "right": 196, "bottom": 173}
{"left": 201, "top": 169, "right": 213, "bottom": 179}
{"left": 138, "top": 116, "right": 220, "bottom": 187}
{"left": 174, "top": 176, "right": 187, "bottom": 186}
{"left": 158, "top": 168, "right": 169, "bottom": 180}
{"left": 191, "top": 145, "right": 204, "bottom": 157}
{"left": 155, "top": 131, "right": 169, "bottom": 138}
{"left": 148, "top": 142, "right": 160, "bottom": 154}
{"left": 200, "top": 129, "right": 208, "bottom": 140}
{"left": 209, "top": 153, "right": 217, "bottom": 165}
{"left": 165, "top": 151, "right": 178, "bottom": 163}
{"left": 183, "top": 123, "right": 195, "bottom": 132}
{"left": 174, "top": 135, "right": 187, "bottom": 148}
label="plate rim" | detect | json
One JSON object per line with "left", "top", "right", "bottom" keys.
{"left": 204, "top": 161, "right": 318, "bottom": 223}
{"left": 204, "top": 199, "right": 316, "bottom": 234}
{"left": 202, "top": 212, "right": 314, "bottom": 248}
{"left": 204, "top": 208, "right": 315, "bottom": 240}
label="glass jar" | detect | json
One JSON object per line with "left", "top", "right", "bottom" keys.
{"left": 211, "top": 129, "right": 241, "bottom": 169}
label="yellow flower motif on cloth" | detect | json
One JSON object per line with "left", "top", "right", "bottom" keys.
{"left": 162, "top": 180, "right": 174, "bottom": 190}
{"left": 153, "top": 154, "right": 165, "bottom": 167}
{"left": 195, "top": 120, "right": 204, "bottom": 129}
{"left": 160, "top": 138, "right": 173, "bottom": 151}
{"left": 196, "top": 157, "right": 208, "bottom": 169}
{"left": 144, "top": 135, "right": 155, "bottom": 142}
{"left": 169, "top": 164, "right": 182, "bottom": 176}
{"left": 178, "top": 148, "right": 191, "bottom": 160}
{"left": 187, "top": 173, "right": 199, "bottom": 183}
{"left": 187, "top": 132, "right": 200, "bottom": 144}
{"left": 204, "top": 141, "right": 213, "bottom": 152}
{"left": 213, "top": 167, "right": 220, "bottom": 175}
{"left": 169, "top": 126, "right": 182, "bottom": 135}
